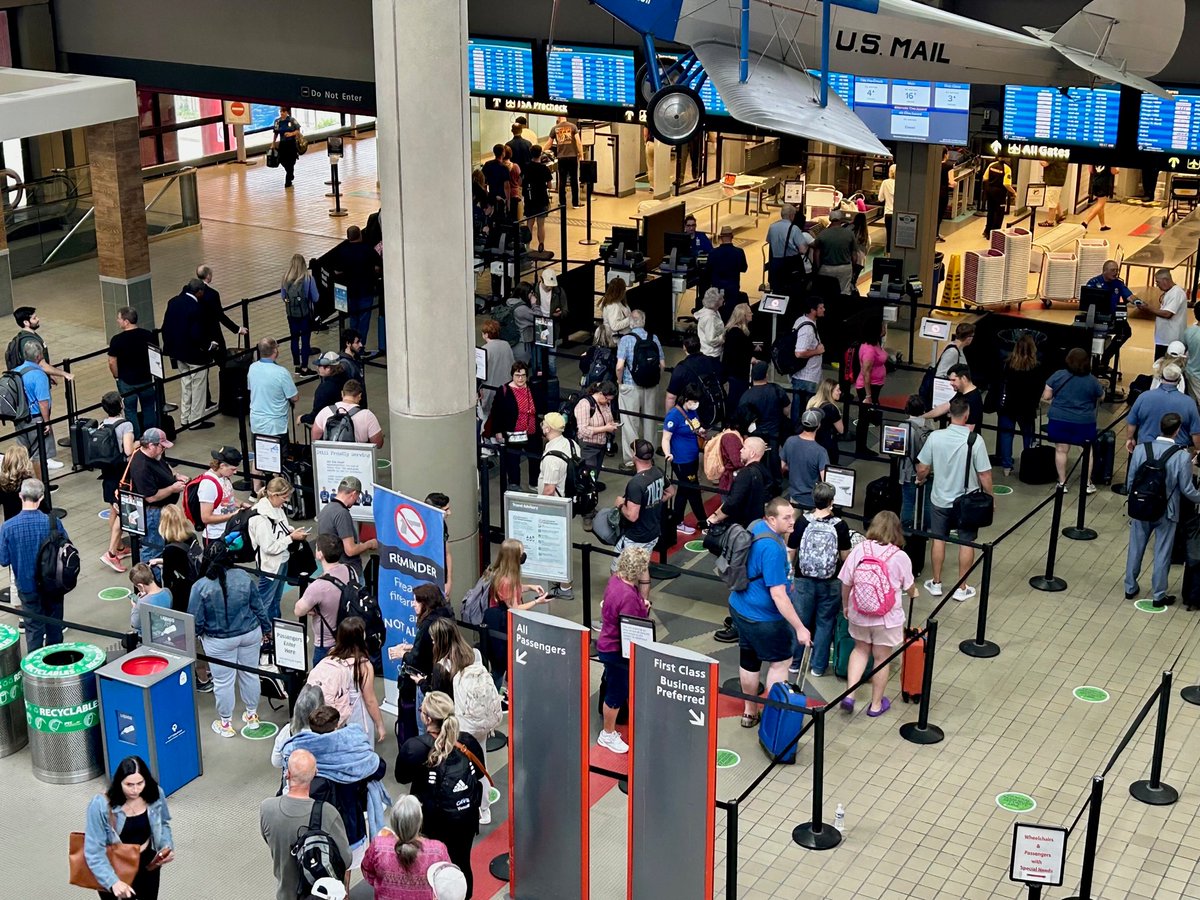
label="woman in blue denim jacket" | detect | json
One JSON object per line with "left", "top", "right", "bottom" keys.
{"left": 84, "top": 755, "right": 174, "bottom": 899}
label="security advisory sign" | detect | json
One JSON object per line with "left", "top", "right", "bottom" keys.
{"left": 508, "top": 610, "right": 590, "bottom": 900}
{"left": 629, "top": 641, "right": 718, "bottom": 898}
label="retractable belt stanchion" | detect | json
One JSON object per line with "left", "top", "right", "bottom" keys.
{"left": 579, "top": 159, "right": 598, "bottom": 247}
{"left": 960, "top": 545, "right": 1000, "bottom": 658}
{"left": 725, "top": 800, "right": 739, "bottom": 900}
{"left": 1063, "top": 443, "right": 1098, "bottom": 541}
{"left": 1129, "top": 670, "right": 1179, "bottom": 806}
{"left": 1030, "top": 484, "right": 1068, "bottom": 592}
{"left": 1064, "top": 776, "right": 1104, "bottom": 900}
{"left": 900, "top": 619, "right": 945, "bottom": 745}
{"left": 791, "top": 705, "right": 841, "bottom": 850}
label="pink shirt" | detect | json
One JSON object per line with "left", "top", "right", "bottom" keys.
{"left": 854, "top": 344, "right": 888, "bottom": 390}
{"left": 361, "top": 834, "right": 450, "bottom": 900}
{"left": 598, "top": 576, "right": 650, "bottom": 654}
{"left": 837, "top": 540, "right": 912, "bottom": 629}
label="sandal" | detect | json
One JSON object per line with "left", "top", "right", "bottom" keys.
{"left": 739, "top": 712, "right": 760, "bottom": 728}
{"left": 866, "top": 697, "right": 892, "bottom": 718}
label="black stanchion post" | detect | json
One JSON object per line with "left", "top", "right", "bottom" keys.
{"left": 1181, "top": 673, "right": 1200, "bottom": 706}
{"left": 1029, "top": 484, "right": 1068, "bottom": 592}
{"left": 725, "top": 800, "right": 739, "bottom": 900}
{"left": 791, "top": 706, "right": 841, "bottom": 850}
{"left": 240, "top": 297, "right": 251, "bottom": 336}
{"left": 960, "top": 545, "right": 1000, "bottom": 658}
{"left": 328, "top": 162, "right": 347, "bottom": 218}
{"left": 1063, "top": 444, "right": 1098, "bottom": 541}
{"left": 1130, "top": 670, "right": 1179, "bottom": 805}
{"left": 38, "top": 426, "right": 66, "bottom": 518}
{"left": 234, "top": 396, "right": 253, "bottom": 492}
{"left": 488, "top": 852, "right": 510, "bottom": 882}
{"left": 1064, "top": 775, "right": 1104, "bottom": 900}
{"left": 478, "top": 454, "right": 493, "bottom": 569}
{"left": 900, "top": 619, "right": 945, "bottom": 744}
{"left": 581, "top": 543, "right": 594, "bottom": 637}
{"left": 129, "top": 533, "right": 141, "bottom": 568}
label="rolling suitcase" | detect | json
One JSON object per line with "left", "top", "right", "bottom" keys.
{"left": 864, "top": 475, "right": 901, "bottom": 525}
{"left": 218, "top": 335, "right": 254, "bottom": 417}
{"left": 69, "top": 418, "right": 98, "bottom": 469}
{"left": 903, "top": 488, "right": 927, "bottom": 579}
{"left": 1091, "top": 430, "right": 1116, "bottom": 486}
{"left": 833, "top": 613, "right": 873, "bottom": 680}
{"left": 758, "top": 645, "right": 810, "bottom": 764}
{"left": 900, "top": 594, "right": 926, "bottom": 703}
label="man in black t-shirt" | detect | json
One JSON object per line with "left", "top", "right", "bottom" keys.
{"left": 523, "top": 145, "right": 553, "bottom": 252}
{"left": 707, "top": 437, "right": 770, "bottom": 528}
{"left": 126, "top": 428, "right": 187, "bottom": 564}
{"left": 736, "top": 360, "right": 790, "bottom": 483}
{"left": 107, "top": 306, "right": 160, "bottom": 433}
{"left": 613, "top": 440, "right": 665, "bottom": 597}
{"left": 304, "top": 352, "right": 347, "bottom": 424}
{"left": 666, "top": 331, "right": 724, "bottom": 421}
{"left": 924, "top": 363, "right": 983, "bottom": 430}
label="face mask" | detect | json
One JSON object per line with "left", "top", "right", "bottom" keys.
{"left": 685, "top": 402, "right": 700, "bottom": 412}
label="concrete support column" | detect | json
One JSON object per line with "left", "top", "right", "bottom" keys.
{"left": 890, "top": 143, "right": 941, "bottom": 318}
{"left": 373, "top": 0, "right": 480, "bottom": 586}
{"left": 86, "top": 117, "right": 153, "bottom": 338}
{"left": 0, "top": 207, "right": 12, "bottom": 318}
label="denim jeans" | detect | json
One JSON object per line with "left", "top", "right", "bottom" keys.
{"left": 790, "top": 377, "right": 819, "bottom": 427}
{"left": 792, "top": 576, "right": 841, "bottom": 673}
{"left": 19, "top": 587, "right": 63, "bottom": 651}
{"left": 533, "top": 343, "right": 558, "bottom": 379}
{"left": 901, "top": 481, "right": 932, "bottom": 531}
{"left": 258, "top": 562, "right": 289, "bottom": 622}
{"left": 287, "top": 316, "right": 312, "bottom": 369}
{"left": 996, "top": 414, "right": 1035, "bottom": 470}
{"left": 139, "top": 507, "right": 165, "bottom": 566}
{"left": 349, "top": 307, "right": 373, "bottom": 346}
{"left": 204, "top": 627, "right": 263, "bottom": 721}
{"left": 415, "top": 685, "right": 427, "bottom": 736}
{"left": 117, "top": 379, "right": 158, "bottom": 434}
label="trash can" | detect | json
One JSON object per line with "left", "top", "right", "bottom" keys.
{"left": 0, "top": 623, "right": 26, "bottom": 757}
{"left": 22, "top": 642, "right": 106, "bottom": 784}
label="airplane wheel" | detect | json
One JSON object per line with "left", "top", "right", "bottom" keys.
{"left": 647, "top": 85, "right": 704, "bottom": 146}
{"left": 636, "top": 62, "right": 683, "bottom": 105}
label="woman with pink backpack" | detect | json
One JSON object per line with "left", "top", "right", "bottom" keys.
{"left": 837, "top": 511, "right": 918, "bottom": 717}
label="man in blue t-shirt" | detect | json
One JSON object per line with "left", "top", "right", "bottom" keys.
{"left": 728, "top": 497, "right": 812, "bottom": 727}
{"left": 15, "top": 340, "right": 59, "bottom": 467}
{"left": 1085, "top": 260, "right": 1140, "bottom": 374}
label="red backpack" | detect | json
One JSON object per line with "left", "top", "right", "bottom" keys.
{"left": 850, "top": 543, "right": 899, "bottom": 616}
{"left": 182, "top": 472, "right": 221, "bottom": 528}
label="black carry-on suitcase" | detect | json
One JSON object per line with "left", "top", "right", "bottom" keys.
{"left": 1091, "top": 430, "right": 1116, "bottom": 486}
{"left": 903, "top": 488, "right": 927, "bottom": 579}
{"left": 864, "top": 475, "right": 901, "bottom": 525}
{"left": 218, "top": 335, "right": 254, "bottom": 417}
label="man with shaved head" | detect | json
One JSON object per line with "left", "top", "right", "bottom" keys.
{"left": 707, "top": 436, "right": 772, "bottom": 530}
{"left": 260, "top": 749, "right": 350, "bottom": 900}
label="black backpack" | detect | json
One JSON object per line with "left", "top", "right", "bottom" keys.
{"left": 772, "top": 321, "right": 812, "bottom": 377}
{"left": 36, "top": 513, "right": 80, "bottom": 597}
{"left": 544, "top": 439, "right": 598, "bottom": 516}
{"left": 493, "top": 304, "right": 521, "bottom": 347}
{"left": 424, "top": 742, "right": 483, "bottom": 828}
{"left": 82, "top": 421, "right": 125, "bottom": 468}
{"left": 289, "top": 801, "right": 347, "bottom": 898}
{"left": 322, "top": 405, "right": 359, "bottom": 443}
{"left": 284, "top": 278, "right": 312, "bottom": 320}
{"left": 580, "top": 346, "right": 616, "bottom": 388}
{"left": 222, "top": 507, "right": 260, "bottom": 563}
{"left": 1129, "top": 443, "right": 1183, "bottom": 522}
{"left": 695, "top": 372, "right": 727, "bottom": 430}
{"left": 0, "top": 370, "right": 30, "bottom": 424}
{"left": 558, "top": 392, "right": 596, "bottom": 443}
{"left": 320, "top": 570, "right": 386, "bottom": 656}
{"left": 4, "top": 333, "right": 38, "bottom": 372}
{"left": 630, "top": 334, "right": 662, "bottom": 387}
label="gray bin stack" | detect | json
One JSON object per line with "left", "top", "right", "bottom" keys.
{"left": 22, "top": 642, "right": 107, "bottom": 784}
{"left": 0, "top": 623, "right": 26, "bottom": 757}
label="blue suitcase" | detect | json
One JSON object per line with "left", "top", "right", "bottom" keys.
{"left": 758, "top": 647, "right": 811, "bottom": 765}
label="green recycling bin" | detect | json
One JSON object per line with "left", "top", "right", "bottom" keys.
{"left": 0, "top": 623, "right": 25, "bottom": 757}
{"left": 22, "top": 642, "right": 106, "bottom": 784}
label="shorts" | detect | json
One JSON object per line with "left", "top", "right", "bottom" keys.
{"left": 1046, "top": 419, "right": 1097, "bottom": 446}
{"left": 525, "top": 200, "right": 548, "bottom": 217}
{"left": 598, "top": 650, "right": 628, "bottom": 708}
{"left": 847, "top": 621, "right": 905, "bottom": 647}
{"left": 611, "top": 535, "right": 656, "bottom": 572}
{"left": 930, "top": 504, "right": 978, "bottom": 543}
{"left": 731, "top": 608, "right": 793, "bottom": 668}
{"left": 1045, "top": 185, "right": 1063, "bottom": 209}
{"left": 102, "top": 476, "right": 120, "bottom": 506}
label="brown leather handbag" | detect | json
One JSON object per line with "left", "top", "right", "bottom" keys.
{"left": 68, "top": 811, "right": 141, "bottom": 890}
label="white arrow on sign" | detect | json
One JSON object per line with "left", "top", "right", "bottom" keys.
{"left": 515, "top": 649, "right": 528, "bottom": 666}
{"left": 687, "top": 709, "right": 705, "bottom": 727}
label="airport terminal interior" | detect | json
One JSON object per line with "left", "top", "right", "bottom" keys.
{"left": 5, "top": 0, "right": 1200, "bottom": 898}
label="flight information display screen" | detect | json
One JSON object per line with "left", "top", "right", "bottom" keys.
{"left": 696, "top": 78, "right": 727, "bottom": 116}
{"left": 466, "top": 38, "right": 535, "bottom": 99}
{"left": 1138, "top": 90, "right": 1200, "bottom": 153}
{"left": 1003, "top": 85, "right": 1121, "bottom": 148}
{"left": 547, "top": 45, "right": 636, "bottom": 107}
{"left": 808, "top": 70, "right": 970, "bottom": 145}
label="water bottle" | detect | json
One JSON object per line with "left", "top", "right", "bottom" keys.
{"left": 833, "top": 803, "right": 845, "bottom": 832}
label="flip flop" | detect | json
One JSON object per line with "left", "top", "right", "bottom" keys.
{"left": 740, "top": 712, "right": 760, "bottom": 728}
{"left": 867, "top": 697, "right": 892, "bottom": 718}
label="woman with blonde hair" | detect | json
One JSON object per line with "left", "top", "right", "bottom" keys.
{"left": 722, "top": 302, "right": 755, "bottom": 411}
{"left": 247, "top": 476, "right": 308, "bottom": 621}
{"left": 806, "top": 378, "right": 844, "bottom": 464}
{"left": 481, "top": 538, "right": 550, "bottom": 691}
{"left": 0, "top": 443, "right": 34, "bottom": 520}
{"left": 837, "top": 510, "right": 917, "bottom": 718}
{"left": 396, "top": 691, "right": 485, "bottom": 898}
{"left": 597, "top": 278, "right": 632, "bottom": 348}
{"left": 362, "top": 794, "right": 451, "bottom": 899}
{"left": 280, "top": 252, "right": 318, "bottom": 375}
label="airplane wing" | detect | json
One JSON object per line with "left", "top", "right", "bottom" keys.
{"left": 690, "top": 39, "right": 891, "bottom": 158}
{"left": 1024, "top": 31, "right": 1174, "bottom": 101}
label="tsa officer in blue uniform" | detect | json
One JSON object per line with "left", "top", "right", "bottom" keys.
{"left": 1086, "top": 259, "right": 1141, "bottom": 376}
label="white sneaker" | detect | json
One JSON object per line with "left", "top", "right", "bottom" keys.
{"left": 924, "top": 579, "right": 943, "bottom": 597}
{"left": 479, "top": 807, "right": 492, "bottom": 826}
{"left": 677, "top": 523, "right": 697, "bottom": 536}
{"left": 1086, "top": 483, "right": 1097, "bottom": 495}
{"left": 953, "top": 585, "right": 977, "bottom": 602}
{"left": 44, "top": 459, "right": 64, "bottom": 470}
{"left": 597, "top": 730, "right": 629, "bottom": 754}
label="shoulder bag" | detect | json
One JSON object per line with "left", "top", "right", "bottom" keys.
{"left": 68, "top": 810, "right": 141, "bottom": 890}
{"left": 952, "top": 432, "right": 994, "bottom": 530}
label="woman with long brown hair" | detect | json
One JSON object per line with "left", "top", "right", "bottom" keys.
{"left": 307, "top": 616, "right": 387, "bottom": 745}
{"left": 597, "top": 278, "right": 632, "bottom": 348}
{"left": 996, "top": 332, "right": 1044, "bottom": 476}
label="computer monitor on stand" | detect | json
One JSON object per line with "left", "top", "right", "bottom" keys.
{"left": 870, "top": 257, "right": 905, "bottom": 298}
{"left": 661, "top": 232, "right": 692, "bottom": 271}
{"left": 610, "top": 226, "right": 640, "bottom": 265}
{"left": 1078, "top": 286, "right": 1113, "bottom": 328}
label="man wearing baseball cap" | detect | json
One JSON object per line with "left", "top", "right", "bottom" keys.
{"left": 126, "top": 427, "right": 187, "bottom": 564}
{"left": 538, "top": 412, "right": 575, "bottom": 600}
{"left": 302, "top": 351, "right": 346, "bottom": 425}
{"left": 707, "top": 224, "right": 747, "bottom": 315}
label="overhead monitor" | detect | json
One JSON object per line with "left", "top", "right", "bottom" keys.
{"left": 1138, "top": 88, "right": 1200, "bottom": 153}
{"left": 547, "top": 44, "right": 636, "bottom": 107}
{"left": 466, "top": 37, "right": 535, "bottom": 99}
{"left": 1002, "top": 85, "right": 1120, "bottom": 149}
{"left": 808, "top": 70, "right": 970, "bottom": 145}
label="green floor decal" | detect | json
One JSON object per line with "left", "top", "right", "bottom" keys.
{"left": 995, "top": 792, "right": 1036, "bottom": 812}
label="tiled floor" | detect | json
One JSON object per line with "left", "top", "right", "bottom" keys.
{"left": 2, "top": 136, "right": 1199, "bottom": 899}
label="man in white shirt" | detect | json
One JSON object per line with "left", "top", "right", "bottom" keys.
{"left": 790, "top": 297, "right": 825, "bottom": 422}
{"left": 879, "top": 164, "right": 896, "bottom": 252}
{"left": 538, "top": 412, "right": 574, "bottom": 600}
{"left": 1147, "top": 268, "right": 1189, "bottom": 360}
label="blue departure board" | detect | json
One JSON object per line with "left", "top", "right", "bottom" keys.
{"left": 1002, "top": 85, "right": 1120, "bottom": 148}
{"left": 807, "top": 70, "right": 970, "bottom": 145}
{"left": 547, "top": 45, "right": 636, "bottom": 107}
{"left": 467, "top": 38, "right": 535, "bottom": 99}
{"left": 1138, "top": 90, "right": 1200, "bottom": 153}
{"left": 696, "top": 78, "right": 726, "bottom": 116}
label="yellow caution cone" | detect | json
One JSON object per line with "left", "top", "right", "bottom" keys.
{"left": 938, "top": 253, "right": 964, "bottom": 317}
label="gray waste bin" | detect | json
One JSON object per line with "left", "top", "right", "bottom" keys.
{"left": 22, "top": 642, "right": 106, "bottom": 784}
{"left": 0, "top": 623, "right": 26, "bottom": 757}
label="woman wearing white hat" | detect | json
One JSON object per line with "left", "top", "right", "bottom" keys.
{"left": 1151, "top": 340, "right": 1193, "bottom": 402}
{"left": 534, "top": 268, "right": 567, "bottom": 380}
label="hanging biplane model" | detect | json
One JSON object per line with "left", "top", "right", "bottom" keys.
{"left": 554, "top": 0, "right": 1184, "bottom": 155}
